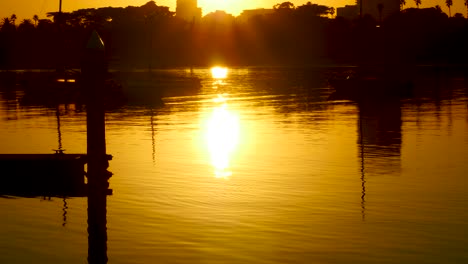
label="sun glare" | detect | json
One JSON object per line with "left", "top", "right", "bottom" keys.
{"left": 199, "top": 0, "right": 246, "bottom": 16}
{"left": 211, "top": 66, "right": 228, "bottom": 79}
{"left": 205, "top": 98, "right": 240, "bottom": 178}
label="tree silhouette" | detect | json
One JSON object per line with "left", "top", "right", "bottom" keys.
{"left": 18, "top": 19, "right": 34, "bottom": 32}
{"left": 415, "top": 0, "right": 421, "bottom": 8}
{"left": 19, "top": 19, "right": 33, "bottom": 26}
{"left": 1, "top": 0, "right": 467, "bottom": 69}
{"left": 446, "top": 0, "right": 452, "bottom": 17}
{"left": 296, "top": 2, "right": 334, "bottom": 17}
{"left": 33, "top": 15, "right": 39, "bottom": 26}
{"left": 273, "top": 2, "right": 295, "bottom": 10}
{"left": 1, "top": 17, "right": 15, "bottom": 33}
{"left": 1, "top": 17, "right": 11, "bottom": 27}
{"left": 465, "top": 0, "right": 468, "bottom": 17}
{"left": 400, "top": 0, "right": 406, "bottom": 10}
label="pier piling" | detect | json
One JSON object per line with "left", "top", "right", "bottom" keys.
{"left": 82, "top": 30, "right": 110, "bottom": 264}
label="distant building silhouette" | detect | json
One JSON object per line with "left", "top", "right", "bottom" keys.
{"left": 238, "top": 8, "right": 274, "bottom": 22}
{"left": 203, "top": 10, "right": 235, "bottom": 24}
{"left": 176, "top": 0, "right": 202, "bottom": 22}
{"left": 337, "top": 5, "right": 358, "bottom": 19}
{"left": 358, "top": 0, "right": 399, "bottom": 20}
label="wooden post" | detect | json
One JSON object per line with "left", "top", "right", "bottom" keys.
{"left": 81, "top": 30, "right": 109, "bottom": 264}
{"left": 82, "top": 30, "right": 108, "bottom": 185}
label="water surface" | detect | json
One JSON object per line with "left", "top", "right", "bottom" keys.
{"left": 1, "top": 67, "right": 468, "bottom": 263}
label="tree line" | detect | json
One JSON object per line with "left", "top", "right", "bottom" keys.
{"left": 1, "top": 1, "right": 468, "bottom": 69}
{"left": 399, "top": 0, "right": 468, "bottom": 18}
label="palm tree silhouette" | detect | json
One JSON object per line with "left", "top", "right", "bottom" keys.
{"left": 415, "top": 0, "right": 421, "bottom": 8}
{"left": 446, "top": 0, "right": 453, "bottom": 17}
{"left": 10, "top": 14, "right": 17, "bottom": 25}
{"left": 33, "top": 14, "right": 39, "bottom": 26}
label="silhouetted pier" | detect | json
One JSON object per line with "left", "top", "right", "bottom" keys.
{"left": 0, "top": 153, "right": 112, "bottom": 197}
{"left": 0, "top": 30, "right": 113, "bottom": 202}
{"left": 0, "top": 19, "right": 113, "bottom": 263}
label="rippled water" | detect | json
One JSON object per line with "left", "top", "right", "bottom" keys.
{"left": 1, "top": 67, "right": 468, "bottom": 263}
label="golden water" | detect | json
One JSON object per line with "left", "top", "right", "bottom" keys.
{"left": 1, "top": 67, "right": 467, "bottom": 263}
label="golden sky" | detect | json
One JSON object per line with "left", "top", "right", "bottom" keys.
{"left": 0, "top": 0, "right": 465, "bottom": 21}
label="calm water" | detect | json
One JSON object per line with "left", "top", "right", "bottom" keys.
{"left": 1, "top": 67, "right": 468, "bottom": 263}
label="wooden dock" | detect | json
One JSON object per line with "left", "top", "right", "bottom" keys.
{"left": 0, "top": 154, "right": 112, "bottom": 197}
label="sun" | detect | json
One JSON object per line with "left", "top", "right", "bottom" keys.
{"left": 198, "top": 0, "right": 247, "bottom": 16}
{"left": 211, "top": 66, "right": 228, "bottom": 79}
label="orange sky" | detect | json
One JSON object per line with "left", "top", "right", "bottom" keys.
{"left": 0, "top": 0, "right": 465, "bottom": 21}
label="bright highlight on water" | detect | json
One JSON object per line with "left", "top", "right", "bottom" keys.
{"left": 205, "top": 95, "right": 240, "bottom": 178}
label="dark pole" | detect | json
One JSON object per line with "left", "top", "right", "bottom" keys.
{"left": 149, "top": 19, "right": 153, "bottom": 72}
{"left": 56, "top": 0, "right": 64, "bottom": 73}
{"left": 82, "top": 31, "right": 108, "bottom": 184}
{"left": 149, "top": 27, "right": 153, "bottom": 72}
{"left": 190, "top": 17, "right": 195, "bottom": 76}
{"left": 360, "top": 0, "right": 363, "bottom": 19}
{"left": 81, "top": 30, "right": 110, "bottom": 264}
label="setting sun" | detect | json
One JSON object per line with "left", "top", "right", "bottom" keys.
{"left": 211, "top": 66, "right": 228, "bottom": 79}
{"left": 198, "top": 0, "right": 247, "bottom": 16}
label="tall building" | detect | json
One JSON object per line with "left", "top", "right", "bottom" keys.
{"left": 176, "top": 0, "right": 202, "bottom": 22}
{"left": 357, "top": 0, "right": 399, "bottom": 21}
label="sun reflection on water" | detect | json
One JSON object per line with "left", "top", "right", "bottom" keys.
{"left": 205, "top": 95, "right": 240, "bottom": 178}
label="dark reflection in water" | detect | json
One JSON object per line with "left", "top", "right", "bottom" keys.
{"left": 62, "top": 197, "right": 68, "bottom": 227}
{"left": 87, "top": 187, "right": 108, "bottom": 264}
{"left": 360, "top": 142, "right": 366, "bottom": 221}
{"left": 150, "top": 107, "right": 157, "bottom": 165}
{"left": 358, "top": 99, "right": 402, "bottom": 175}
{"left": 0, "top": 168, "right": 110, "bottom": 263}
{"left": 0, "top": 68, "right": 112, "bottom": 263}
{"left": 55, "top": 105, "right": 64, "bottom": 153}
{"left": 0, "top": 84, "right": 20, "bottom": 121}
{"left": 357, "top": 98, "right": 402, "bottom": 220}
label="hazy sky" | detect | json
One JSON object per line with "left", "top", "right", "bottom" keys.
{"left": 0, "top": 0, "right": 465, "bottom": 21}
